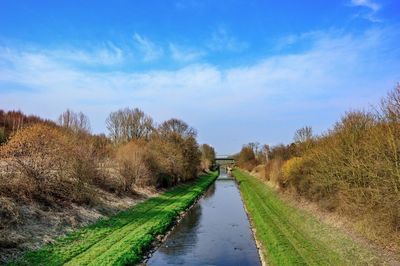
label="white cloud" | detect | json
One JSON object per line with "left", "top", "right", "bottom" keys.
{"left": 133, "top": 33, "right": 163, "bottom": 62}
{"left": 350, "top": 0, "right": 382, "bottom": 22}
{"left": 351, "top": 0, "right": 380, "bottom": 11}
{"left": 169, "top": 43, "right": 205, "bottom": 62}
{"left": 0, "top": 43, "right": 125, "bottom": 67}
{"left": 1, "top": 27, "right": 399, "bottom": 152}
{"left": 206, "top": 26, "right": 248, "bottom": 52}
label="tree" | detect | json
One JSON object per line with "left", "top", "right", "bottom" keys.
{"left": 147, "top": 119, "right": 201, "bottom": 187}
{"left": 294, "top": 126, "right": 313, "bottom": 144}
{"left": 237, "top": 145, "right": 257, "bottom": 171}
{"left": 380, "top": 83, "right": 400, "bottom": 122}
{"left": 106, "top": 107, "right": 154, "bottom": 144}
{"left": 0, "top": 127, "right": 5, "bottom": 144}
{"left": 158, "top": 118, "right": 197, "bottom": 138}
{"left": 200, "top": 144, "right": 216, "bottom": 170}
{"left": 262, "top": 144, "right": 270, "bottom": 163}
{"left": 58, "top": 109, "right": 91, "bottom": 133}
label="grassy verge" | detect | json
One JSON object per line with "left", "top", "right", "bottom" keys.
{"left": 11, "top": 171, "right": 218, "bottom": 266}
{"left": 233, "top": 169, "right": 386, "bottom": 266}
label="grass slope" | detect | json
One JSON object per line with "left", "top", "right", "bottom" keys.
{"left": 11, "top": 171, "right": 218, "bottom": 266}
{"left": 233, "top": 169, "right": 385, "bottom": 266}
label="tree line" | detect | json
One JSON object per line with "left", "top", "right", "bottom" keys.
{"left": 235, "top": 85, "right": 400, "bottom": 251}
{"left": 0, "top": 107, "right": 216, "bottom": 213}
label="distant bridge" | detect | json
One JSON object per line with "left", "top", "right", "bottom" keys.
{"left": 214, "top": 155, "right": 235, "bottom": 165}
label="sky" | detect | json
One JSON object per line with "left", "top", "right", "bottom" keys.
{"left": 0, "top": 0, "right": 400, "bottom": 154}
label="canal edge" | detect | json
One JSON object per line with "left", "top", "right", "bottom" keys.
{"left": 141, "top": 172, "right": 219, "bottom": 265}
{"left": 233, "top": 173, "right": 268, "bottom": 266}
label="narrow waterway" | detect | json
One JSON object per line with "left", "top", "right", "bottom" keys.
{"left": 147, "top": 170, "right": 261, "bottom": 266}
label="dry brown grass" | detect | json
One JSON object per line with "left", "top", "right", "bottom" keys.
{"left": 260, "top": 86, "right": 400, "bottom": 252}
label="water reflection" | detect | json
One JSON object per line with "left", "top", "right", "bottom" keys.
{"left": 203, "top": 181, "right": 216, "bottom": 199}
{"left": 147, "top": 174, "right": 261, "bottom": 266}
{"left": 157, "top": 203, "right": 202, "bottom": 257}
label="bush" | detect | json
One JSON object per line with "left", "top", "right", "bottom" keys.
{"left": 236, "top": 145, "right": 257, "bottom": 171}
{"left": 115, "top": 140, "right": 154, "bottom": 192}
{"left": 259, "top": 86, "right": 400, "bottom": 250}
{"left": 281, "top": 157, "right": 304, "bottom": 186}
{"left": 264, "top": 158, "right": 284, "bottom": 186}
{"left": 0, "top": 123, "right": 71, "bottom": 182}
{"left": 0, "top": 124, "right": 101, "bottom": 206}
{"left": 147, "top": 133, "right": 200, "bottom": 187}
{"left": 282, "top": 99, "right": 400, "bottom": 247}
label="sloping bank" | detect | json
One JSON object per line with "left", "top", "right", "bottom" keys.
{"left": 11, "top": 171, "right": 218, "bottom": 266}
{"left": 233, "top": 169, "right": 387, "bottom": 266}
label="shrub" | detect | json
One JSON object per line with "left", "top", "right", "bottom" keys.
{"left": 281, "top": 157, "right": 304, "bottom": 186}
{"left": 0, "top": 124, "right": 102, "bottom": 206}
{"left": 115, "top": 140, "right": 154, "bottom": 192}
{"left": 236, "top": 145, "right": 257, "bottom": 171}
{"left": 146, "top": 133, "right": 200, "bottom": 187}
{"left": 264, "top": 158, "right": 284, "bottom": 186}
{"left": 0, "top": 123, "right": 71, "bottom": 182}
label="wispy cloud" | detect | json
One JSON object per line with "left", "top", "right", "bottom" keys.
{"left": 351, "top": 0, "right": 380, "bottom": 11}
{"left": 49, "top": 43, "right": 124, "bottom": 66}
{"left": 133, "top": 33, "right": 163, "bottom": 62}
{"left": 206, "top": 26, "right": 248, "bottom": 52}
{"left": 1, "top": 27, "right": 399, "bottom": 152}
{"left": 169, "top": 43, "right": 205, "bottom": 62}
{"left": 0, "top": 43, "right": 125, "bottom": 67}
{"left": 349, "top": 0, "right": 382, "bottom": 22}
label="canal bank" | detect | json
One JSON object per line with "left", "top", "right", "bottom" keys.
{"left": 11, "top": 172, "right": 218, "bottom": 266}
{"left": 146, "top": 170, "right": 261, "bottom": 266}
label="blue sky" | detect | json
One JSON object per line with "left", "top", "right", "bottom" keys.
{"left": 1, "top": 0, "right": 400, "bottom": 154}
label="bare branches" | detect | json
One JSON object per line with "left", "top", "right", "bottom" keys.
{"left": 106, "top": 107, "right": 154, "bottom": 144}
{"left": 58, "top": 109, "right": 91, "bottom": 133}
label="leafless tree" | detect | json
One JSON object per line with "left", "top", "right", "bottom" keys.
{"left": 58, "top": 109, "right": 91, "bottom": 133}
{"left": 106, "top": 107, "right": 154, "bottom": 144}
{"left": 158, "top": 118, "right": 197, "bottom": 138}
{"left": 294, "top": 126, "right": 313, "bottom": 143}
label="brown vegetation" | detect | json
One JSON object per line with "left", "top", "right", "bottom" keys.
{"left": 200, "top": 144, "right": 216, "bottom": 171}
{"left": 0, "top": 107, "right": 207, "bottom": 262}
{"left": 239, "top": 85, "right": 400, "bottom": 252}
{"left": 0, "top": 110, "right": 56, "bottom": 144}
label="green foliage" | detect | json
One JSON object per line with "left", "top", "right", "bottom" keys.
{"left": 233, "top": 169, "right": 384, "bottom": 265}
{"left": 12, "top": 171, "right": 218, "bottom": 266}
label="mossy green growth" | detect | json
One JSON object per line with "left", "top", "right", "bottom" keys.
{"left": 12, "top": 171, "right": 218, "bottom": 266}
{"left": 233, "top": 169, "right": 384, "bottom": 266}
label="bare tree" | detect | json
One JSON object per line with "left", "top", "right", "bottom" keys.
{"left": 294, "top": 126, "right": 313, "bottom": 143}
{"left": 106, "top": 107, "right": 154, "bottom": 144}
{"left": 200, "top": 144, "right": 216, "bottom": 170}
{"left": 58, "top": 109, "right": 91, "bottom": 133}
{"left": 158, "top": 118, "right": 197, "bottom": 138}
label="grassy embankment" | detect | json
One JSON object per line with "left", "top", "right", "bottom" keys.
{"left": 11, "top": 171, "right": 218, "bottom": 266}
{"left": 233, "top": 169, "right": 386, "bottom": 266}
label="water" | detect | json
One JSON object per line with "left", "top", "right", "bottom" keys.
{"left": 147, "top": 171, "right": 261, "bottom": 266}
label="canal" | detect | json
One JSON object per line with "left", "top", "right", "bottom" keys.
{"left": 146, "top": 170, "right": 261, "bottom": 265}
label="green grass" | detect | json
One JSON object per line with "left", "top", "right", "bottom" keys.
{"left": 11, "top": 171, "right": 218, "bottom": 266}
{"left": 233, "top": 169, "right": 384, "bottom": 266}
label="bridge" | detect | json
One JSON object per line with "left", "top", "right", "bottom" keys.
{"left": 214, "top": 155, "right": 235, "bottom": 166}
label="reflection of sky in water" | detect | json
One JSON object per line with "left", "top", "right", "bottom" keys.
{"left": 147, "top": 173, "right": 261, "bottom": 266}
